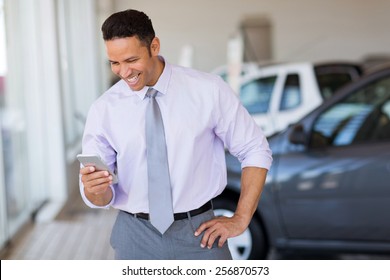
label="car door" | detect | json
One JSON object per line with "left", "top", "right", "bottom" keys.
{"left": 275, "top": 74, "right": 390, "bottom": 241}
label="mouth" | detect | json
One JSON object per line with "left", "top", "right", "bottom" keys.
{"left": 125, "top": 73, "right": 141, "bottom": 86}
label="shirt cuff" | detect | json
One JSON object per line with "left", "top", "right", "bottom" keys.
{"left": 80, "top": 183, "right": 115, "bottom": 209}
{"left": 241, "top": 152, "right": 273, "bottom": 170}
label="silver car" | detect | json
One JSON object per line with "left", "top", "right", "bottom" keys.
{"left": 216, "top": 64, "right": 390, "bottom": 260}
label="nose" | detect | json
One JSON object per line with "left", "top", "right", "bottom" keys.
{"left": 115, "top": 64, "right": 132, "bottom": 79}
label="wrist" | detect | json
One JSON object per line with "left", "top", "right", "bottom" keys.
{"left": 233, "top": 212, "right": 251, "bottom": 230}
{"left": 85, "top": 187, "right": 113, "bottom": 206}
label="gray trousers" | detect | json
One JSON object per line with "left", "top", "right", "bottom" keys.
{"left": 110, "top": 209, "right": 232, "bottom": 260}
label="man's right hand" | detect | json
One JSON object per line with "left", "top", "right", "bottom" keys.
{"left": 80, "top": 166, "right": 113, "bottom": 206}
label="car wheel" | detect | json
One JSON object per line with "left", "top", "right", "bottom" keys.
{"left": 213, "top": 197, "right": 268, "bottom": 260}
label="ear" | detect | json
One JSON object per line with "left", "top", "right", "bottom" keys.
{"left": 150, "top": 37, "right": 160, "bottom": 56}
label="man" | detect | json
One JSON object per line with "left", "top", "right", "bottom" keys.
{"left": 79, "top": 9, "right": 272, "bottom": 260}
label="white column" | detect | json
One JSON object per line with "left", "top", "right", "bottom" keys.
{"left": 227, "top": 33, "right": 244, "bottom": 95}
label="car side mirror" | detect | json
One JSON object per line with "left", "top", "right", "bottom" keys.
{"left": 288, "top": 124, "right": 307, "bottom": 145}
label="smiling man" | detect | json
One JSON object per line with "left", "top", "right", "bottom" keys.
{"left": 106, "top": 36, "right": 163, "bottom": 91}
{"left": 79, "top": 9, "right": 272, "bottom": 260}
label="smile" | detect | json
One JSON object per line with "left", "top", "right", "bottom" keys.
{"left": 126, "top": 73, "right": 140, "bottom": 85}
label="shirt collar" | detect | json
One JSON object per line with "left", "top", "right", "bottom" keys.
{"left": 133, "top": 56, "right": 172, "bottom": 100}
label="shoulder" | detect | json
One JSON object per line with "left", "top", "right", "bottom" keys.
{"left": 170, "top": 64, "right": 226, "bottom": 90}
{"left": 91, "top": 79, "right": 128, "bottom": 108}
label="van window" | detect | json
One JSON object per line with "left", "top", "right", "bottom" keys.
{"left": 280, "top": 74, "right": 301, "bottom": 111}
{"left": 240, "top": 76, "right": 276, "bottom": 114}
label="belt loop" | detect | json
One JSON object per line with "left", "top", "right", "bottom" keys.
{"left": 210, "top": 199, "right": 214, "bottom": 209}
{"left": 187, "top": 211, "right": 196, "bottom": 232}
{"left": 134, "top": 213, "right": 137, "bottom": 219}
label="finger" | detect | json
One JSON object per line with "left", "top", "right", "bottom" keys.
{"left": 202, "top": 220, "right": 230, "bottom": 249}
{"left": 83, "top": 176, "right": 112, "bottom": 193}
{"left": 91, "top": 176, "right": 113, "bottom": 187}
{"left": 194, "top": 219, "right": 216, "bottom": 237}
{"left": 84, "top": 175, "right": 112, "bottom": 189}
{"left": 206, "top": 229, "right": 219, "bottom": 249}
{"left": 81, "top": 170, "right": 110, "bottom": 184}
{"left": 218, "top": 234, "right": 228, "bottom": 248}
{"left": 80, "top": 166, "right": 95, "bottom": 175}
{"left": 85, "top": 180, "right": 112, "bottom": 195}
{"left": 205, "top": 223, "right": 229, "bottom": 249}
{"left": 200, "top": 223, "right": 219, "bottom": 248}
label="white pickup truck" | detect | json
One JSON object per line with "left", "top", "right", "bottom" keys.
{"left": 217, "top": 62, "right": 363, "bottom": 136}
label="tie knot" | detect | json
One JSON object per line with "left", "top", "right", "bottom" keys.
{"left": 146, "top": 88, "right": 158, "bottom": 98}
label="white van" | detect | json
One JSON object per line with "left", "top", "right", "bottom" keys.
{"left": 216, "top": 62, "right": 363, "bottom": 136}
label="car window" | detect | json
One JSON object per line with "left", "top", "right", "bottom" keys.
{"left": 310, "top": 75, "right": 390, "bottom": 148}
{"left": 279, "top": 74, "right": 301, "bottom": 111}
{"left": 239, "top": 76, "right": 276, "bottom": 114}
{"left": 316, "top": 73, "right": 354, "bottom": 100}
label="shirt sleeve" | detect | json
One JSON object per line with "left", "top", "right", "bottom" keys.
{"left": 212, "top": 76, "right": 273, "bottom": 170}
{"left": 79, "top": 103, "right": 117, "bottom": 208}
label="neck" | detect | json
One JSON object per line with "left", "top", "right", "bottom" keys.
{"left": 149, "top": 56, "right": 165, "bottom": 86}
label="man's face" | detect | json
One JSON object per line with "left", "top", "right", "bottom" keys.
{"left": 105, "top": 36, "right": 160, "bottom": 91}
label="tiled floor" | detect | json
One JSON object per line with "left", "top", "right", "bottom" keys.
{"left": 1, "top": 193, "right": 118, "bottom": 260}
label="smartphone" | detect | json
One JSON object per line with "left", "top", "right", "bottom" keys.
{"left": 77, "top": 154, "right": 118, "bottom": 184}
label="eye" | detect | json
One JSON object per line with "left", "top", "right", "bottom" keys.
{"left": 109, "top": 61, "right": 119, "bottom": 66}
{"left": 125, "top": 58, "right": 139, "bottom": 64}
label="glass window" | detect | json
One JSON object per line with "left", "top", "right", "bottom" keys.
{"left": 314, "top": 64, "right": 362, "bottom": 100}
{"left": 279, "top": 74, "right": 301, "bottom": 111}
{"left": 239, "top": 76, "right": 276, "bottom": 114}
{"left": 0, "top": 0, "right": 31, "bottom": 244}
{"left": 0, "top": 1, "right": 4, "bottom": 104}
{"left": 0, "top": 0, "right": 6, "bottom": 247}
{"left": 311, "top": 76, "right": 390, "bottom": 148}
{"left": 316, "top": 72, "right": 354, "bottom": 100}
{"left": 57, "top": 0, "right": 101, "bottom": 153}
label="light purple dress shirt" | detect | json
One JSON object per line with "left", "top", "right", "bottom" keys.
{"left": 80, "top": 57, "right": 272, "bottom": 213}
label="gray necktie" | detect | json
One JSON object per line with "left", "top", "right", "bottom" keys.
{"left": 145, "top": 87, "right": 174, "bottom": 234}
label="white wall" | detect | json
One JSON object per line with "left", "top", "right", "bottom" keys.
{"left": 113, "top": 0, "right": 390, "bottom": 71}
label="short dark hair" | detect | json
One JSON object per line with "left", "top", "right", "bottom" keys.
{"left": 101, "top": 9, "right": 155, "bottom": 49}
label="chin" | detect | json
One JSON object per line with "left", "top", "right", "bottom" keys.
{"left": 126, "top": 82, "right": 144, "bottom": 92}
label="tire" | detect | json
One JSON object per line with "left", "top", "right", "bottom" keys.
{"left": 213, "top": 196, "right": 268, "bottom": 260}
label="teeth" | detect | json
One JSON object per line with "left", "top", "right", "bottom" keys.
{"left": 127, "top": 74, "right": 139, "bottom": 83}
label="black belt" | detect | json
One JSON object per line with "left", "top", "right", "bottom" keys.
{"left": 127, "top": 200, "right": 213, "bottom": 221}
